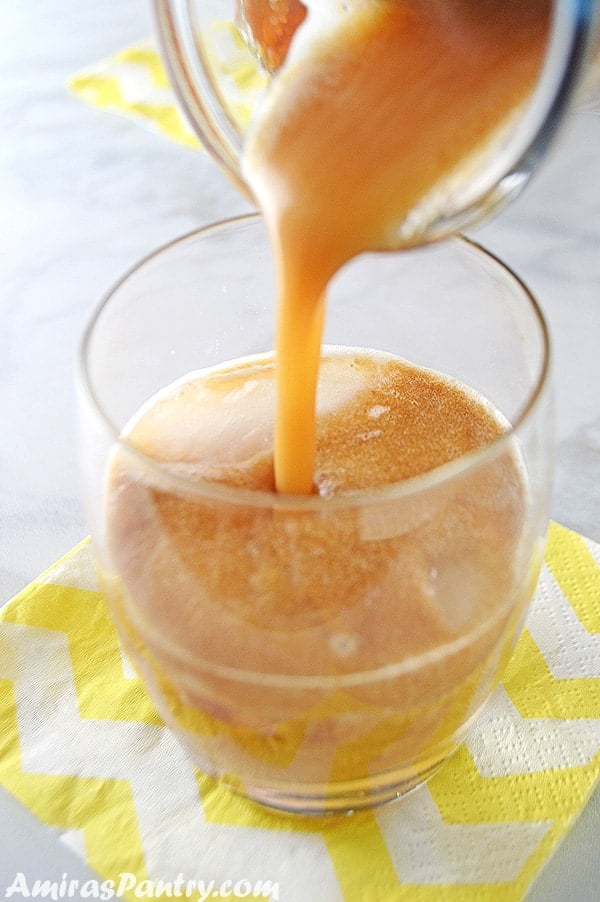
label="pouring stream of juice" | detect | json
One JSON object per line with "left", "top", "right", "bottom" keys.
{"left": 240, "top": 0, "right": 550, "bottom": 494}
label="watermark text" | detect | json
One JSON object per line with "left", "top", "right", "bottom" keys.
{"left": 3, "top": 873, "right": 279, "bottom": 902}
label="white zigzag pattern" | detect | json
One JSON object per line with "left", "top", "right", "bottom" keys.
{"left": 59, "top": 828, "right": 87, "bottom": 858}
{"left": 37, "top": 544, "right": 137, "bottom": 680}
{"left": 0, "top": 621, "right": 341, "bottom": 902}
{"left": 466, "top": 685, "right": 600, "bottom": 778}
{"left": 527, "top": 564, "right": 600, "bottom": 679}
{"left": 38, "top": 543, "right": 98, "bottom": 593}
{"left": 376, "top": 785, "right": 550, "bottom": 884}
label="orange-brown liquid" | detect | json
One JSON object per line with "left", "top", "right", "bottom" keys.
{"left": 238, "top": 0, "right": 307, "bottom": 72}
{"left": 242, "top": 0, "right": 549, "bottom": 493}
{"left": 103, "top": 352, "right": 532, "bottom": 795}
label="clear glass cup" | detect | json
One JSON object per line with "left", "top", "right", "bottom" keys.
{"left": 78, "top": 214, "right": 553, "bottom": 814}
{"left": 152, "top": 0, "right": 600, "bottom": 245}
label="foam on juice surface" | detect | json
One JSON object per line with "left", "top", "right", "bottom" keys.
{"left": 121, "top": 348, "right": 513, "bottom": 493}
{"left": 124, "top": 351, "right": 372, "bottom": 489}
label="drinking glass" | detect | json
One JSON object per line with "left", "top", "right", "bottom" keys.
{"left": 78, "top": 214, "right": 552, "bottom": 814}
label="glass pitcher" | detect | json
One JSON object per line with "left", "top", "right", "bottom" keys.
{"left": 152, "top": 0, "right": 600, "bottom": 245}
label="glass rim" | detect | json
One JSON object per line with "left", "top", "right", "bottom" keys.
{"left": 78, "top": 212, "right": 551, "bottom": 512}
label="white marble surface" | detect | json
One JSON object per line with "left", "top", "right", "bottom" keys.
{"left": 0, "top": 0, "right": 598, "bottom": 896}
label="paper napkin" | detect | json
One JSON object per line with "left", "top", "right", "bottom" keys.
{"left": 1, "top": 521, "right": 599, "bottom": 901}
{"left": 68, "top": 28, "right": 267, "bottom": 151}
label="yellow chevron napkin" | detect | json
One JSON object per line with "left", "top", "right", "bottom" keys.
{"left": 68, "top": 29, "right": 267, "bottom": 150}
{"left": 0, "top": 521, "right": 599, "bottom": 901}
